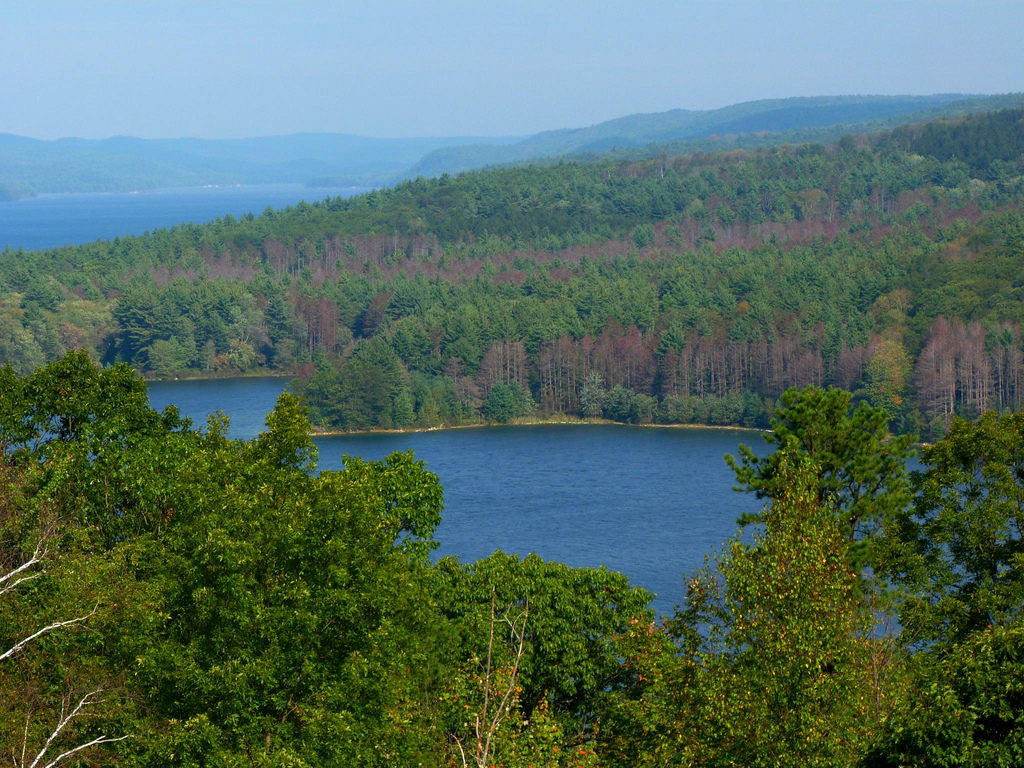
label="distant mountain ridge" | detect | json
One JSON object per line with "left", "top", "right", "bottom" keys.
{"left": 2, "top": 93, "right": 1022, "bottom": 197}
{"left": 406, "top": 93, "right": 1024, "bottom": 176}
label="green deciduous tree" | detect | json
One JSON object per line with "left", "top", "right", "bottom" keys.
{"left": 481, "top": 382, "right": 535, "bottom": 424}
{"left": 864, "top": 622, "right": 1024, "bottom": 767}
{"left": 127, "top": 404, "right": 447, "bottom": 765}
{"left": 0, "top": 353, "right": 456, "bottom": 766}
{"left": 435, "top": 551, "right": 653, "bottom": 754}
{"left": 622, "top": 454, "right": 883, "bottom": 767}
{"left": 579, "top": 372, "right": 606, "bottom": 419}
{"left": 727, "top": 386, "right": 913, "bottom": 571}
{"left": 0, "top": 358, "right": 164, "bottom": 766}
{"left": 895, "top": 411, "right": 1024, "bottom": 645}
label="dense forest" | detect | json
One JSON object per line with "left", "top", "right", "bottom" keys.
{"left": 1, "top": 107, "right": 1024, "bottom": 437}
{"left": 2, "top": 356, "right": 1022, "bottom": 766}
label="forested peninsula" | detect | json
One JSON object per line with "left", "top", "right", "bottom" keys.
{"left": 3, "top": 107, "right": 1023, "bottom": 437}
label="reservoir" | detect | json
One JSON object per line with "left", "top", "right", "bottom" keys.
{"left": 149, "top": 377, "right": 764, "bottom": 617}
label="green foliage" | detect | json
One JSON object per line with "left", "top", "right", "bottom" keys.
{"left": 338, "top": 450, "right": 443, "bottom": 564}
{"left": 579, "top": 372, "right": 606, "bottom": 418}
{"left": 392, "top": 388, "right": 415, "bottom": 428}
{"left": 728, "top": 386, "right": 914, "bottom": 568}
{"left": 0, "top": 354, "right": 451, "bottom": 765}
{"left": 879, "top": 107, "right": 1024, "bottom": 181}
{"left": 603, "top": 386, "right": 656, "bottom": 424}
{"left": 686, "top": 457, "right": 880, "bottom": 766}
{"left": 2, "top": 352, "right": 667, "bottom": 763}
{"left": 436, "top": 552, "right": 653, "bottom": 725}
{"left": 895, "top": 412, "right": 1024, "bottom": 645}
{"left": 3, "top": 105, "right": 1024, "bottom": 761}
{"left": 3, "top": 106, "right": 1024, "bottom": 434}
{"left": 6, "top": 352, "right": 1024, "bottom": 764}
{"left": 861, "top": 337, "right": 911, "bottom": 428}
{"left": 613, "top": 454, "right": 884, "bottom": 767}
{"left": 865, "top": 622, "right": 1024, "bottom": 767}
{"left": 254, "top": 392, "right": 317, "bottom": 470}
{"left": 0, "top": 362, "right": 175, "bottom": 765}
{"left": 295, "top": 338, "right": 409, "bottom": 430}
{"left": 481, "top": 382, "right": 535, "bottom": 423}
{"left": 132, "top": 436, "right": 448, "bottom": 765}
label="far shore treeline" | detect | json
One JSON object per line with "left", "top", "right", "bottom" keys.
{"left": 2, "top": 107, "right": 1024, "bottom": 437}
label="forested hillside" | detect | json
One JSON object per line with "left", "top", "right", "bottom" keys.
{"left": 2, "top": 107, "right": 1024, "bottom": 436}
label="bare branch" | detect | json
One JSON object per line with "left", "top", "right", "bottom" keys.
{"left": 482, "top": 602, "right": 528, "bottom": 763}
{"left": 25, "top": 690, "right": 102, "bottom": 768}
{"left": 0, "top": 606, "right": 97, "bottom": 664}
{"left": 0, "top": 539, "right": 46, "bottom": 594}
{"left": 453, "top": 737, "right": 468, "bottom": 768}
{"left": 11, "top": 690, "right": 130, "bottom": 768}
{"left": 464, "top": 589, "right": 529, "bottom": 768}
{"left": 20, "top": 709, "right": 32, "bottom": 767}
{"left": 0, "top": 572, "right": 42, "bottom": 600}
{"left": 2, "top": 532, "right": 129, "bottom": 767}
{"left": 475, "top": 592, "right": 496, "bottom": 763}
{"left": 38, "top": 735, "right": 132, "bottom": 768}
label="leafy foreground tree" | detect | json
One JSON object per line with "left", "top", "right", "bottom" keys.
{"left": 10, "top": 357, "right": 1024, "bottom": 766}
{"left": 0, "top": 353, "right": 180, "bottom": 766}
{"left": 895, "top": 411, "right": 1024, "bottom": 646}
{"left": 133, "top": 424, "right": 452, "bottom": 765}
{"left": 600, "top": 387, "right": 917, "bottom": 766}
{"left": 608, "top": 454, "right": 885, "bottom": 767}
{"left": 864, "top": 411, "right": 1024, "bottom": 767}
{"left": 0, "top": 351, "right": 654, "bottom": 766}
{"left": 726, "top": 386, "right": 913, "bottom": 679}
{"left": 0, "top": 352, "right": 452, "bottom": 765}
{"left": 727, "top": 386, "right": 914, "bottom": 564}
{"left": 864, "top": 621, "right": 1024, "bottom": 767}
{"left": 435, "top": 550, "right": 652, "bottom": 765}
{"left": 0, "top": 480, "right": 135, "bottom": 768}
{"left": 726, "top": 391, "right": 1024, "bottom": 767}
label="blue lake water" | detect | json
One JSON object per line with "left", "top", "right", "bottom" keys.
{"left": 0, "top": 183, "right": 365, "bottom": 252}
{"left": 148, "top": 377, "right": 766, "bottom": 617}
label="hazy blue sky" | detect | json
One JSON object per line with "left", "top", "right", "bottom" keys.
{"left": 2, "top": 0, "right": 1022, "bottom": 140}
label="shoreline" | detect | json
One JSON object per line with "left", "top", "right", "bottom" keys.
{"left": 309, "top": 417, "right": 769, "bottom": 438}
{"left": 147, "top": 371, "right": 296, "bottom": 383}
{"left": 146, "top": 375, "right": 769, "bottom": 436}
{"left": 150, "top": 377, "right": 926, "bottom": 446}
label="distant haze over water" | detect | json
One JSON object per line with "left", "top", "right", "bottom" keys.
{"left": 0, "top": 184, "right": 365, "bottom": 252}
